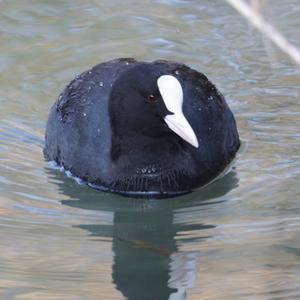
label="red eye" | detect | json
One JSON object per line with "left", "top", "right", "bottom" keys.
{"left": 147, "top": 94, "right": 157, "bottom": 102}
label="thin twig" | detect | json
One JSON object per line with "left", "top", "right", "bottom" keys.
{"left": 226, "top": 0, "right": 300, "bottom": 66}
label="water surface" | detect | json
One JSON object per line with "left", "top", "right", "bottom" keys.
{"left": 1, "top": 0, "right": 300, "bottom": 299}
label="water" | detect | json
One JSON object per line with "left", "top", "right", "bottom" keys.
{"left": 1, "top": 0, "right": 300, "bottom": 299}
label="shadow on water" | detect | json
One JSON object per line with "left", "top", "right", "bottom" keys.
{"left": 53, "top": 169, "right": 239, "bottom": 300}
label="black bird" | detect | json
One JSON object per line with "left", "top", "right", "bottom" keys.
{"left": 44, "top": 58, "right": 240, "bottom": 198}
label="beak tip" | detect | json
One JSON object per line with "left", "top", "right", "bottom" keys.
{"left": 164, "top": 114, "right": 199, "bottom": 149}
{"left": 191, "top": 138, "right": 199, "bottom": 148}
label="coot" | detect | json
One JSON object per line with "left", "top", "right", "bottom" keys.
{"left": 44, "top": 58, "right": 240, "bottom": 198}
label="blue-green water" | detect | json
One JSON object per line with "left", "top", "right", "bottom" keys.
{"left": 1, "top": 1, "right": 300, "bottom": 299}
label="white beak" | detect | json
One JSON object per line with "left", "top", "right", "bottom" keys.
{"left": 157, "top": 75, "right": 199, "bottom": 148}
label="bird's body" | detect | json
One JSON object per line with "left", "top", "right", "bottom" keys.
{"left": 44, "top": 58, "right": 240, "bottom": 198}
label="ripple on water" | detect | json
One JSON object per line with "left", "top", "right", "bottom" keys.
{"left": 1, "top": 0, "right": 300, "bottom": 299}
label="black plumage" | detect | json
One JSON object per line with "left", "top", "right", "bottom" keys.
{"left": 44, "top": 58, "right": 240, "bottom": 198}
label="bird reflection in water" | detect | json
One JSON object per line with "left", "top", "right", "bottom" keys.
{"left": 54, "top": 170, "right": 238, "bottom": 300}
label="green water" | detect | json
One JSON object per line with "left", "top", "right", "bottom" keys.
{"left": 1, "top": 1, "right": 300, "bottom": 299}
